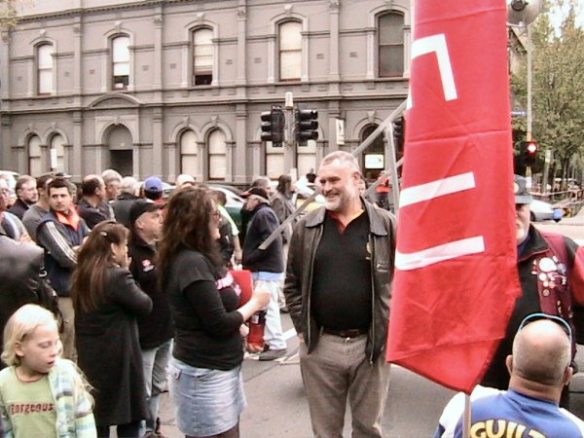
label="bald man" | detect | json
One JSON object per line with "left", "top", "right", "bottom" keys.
{"left": 435, "top": 314, "right": 584, "bottom": 438}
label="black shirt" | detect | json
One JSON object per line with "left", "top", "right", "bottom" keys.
{"left": 166, "top": 250, "right": 244, "bottom": 370}
{"left": 312, "top": 211, "right": 372, "bottom": 331}
{"left": 77, "top": 198, "right": 109, "bottom": 229}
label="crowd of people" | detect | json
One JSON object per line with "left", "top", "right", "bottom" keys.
{"left": 0, "top": 167, "right": 295, "bottom": 437}
{"left": 0, "top": 160, "right": 583, "bottom": 438}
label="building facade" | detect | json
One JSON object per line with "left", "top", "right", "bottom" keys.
{"left": 0, "top": 0, "right": 411, "bottom": 183}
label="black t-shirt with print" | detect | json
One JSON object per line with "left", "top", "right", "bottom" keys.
{"left": 167, "top": 250, "right": 244, "bottom": 370}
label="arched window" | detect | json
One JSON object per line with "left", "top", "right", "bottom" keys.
{"left": 279, "top": 21, "right": 302, "bottom": 81}
{"left": 208, "top": 130, "right": 226, "bottom": 180}
{"left": 28, "top": 135, "right": 42, "bottom": 176}
{"left": 378, "top": 12, "right": 404, "bottom": 78}
{"left": 49, "top": 134, "right": 65, "bottom": 173}
{"left": 192, "top": 28, "right": 213, "bottom": 86}
{"left": 37, "top": 44, "right": 54, "bottom": 95}
{"left": 180, "top": 130, "right": 199, "bottom": 176}
{"left": 112, "top": 35, "right": 130, "bottom": 90}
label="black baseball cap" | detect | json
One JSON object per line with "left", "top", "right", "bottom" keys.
{"left": 129, "top": 199, "right": 161, "bottom": 226}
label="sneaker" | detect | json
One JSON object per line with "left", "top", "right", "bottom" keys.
{"left": 259, "top": 348, "right": 287, "bottom": 361}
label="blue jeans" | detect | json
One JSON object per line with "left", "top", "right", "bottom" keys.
{"left": 141, "top": 340, "right": 172, "bottom": 432}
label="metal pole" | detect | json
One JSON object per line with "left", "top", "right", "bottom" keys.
{"left": 525, "top": 23, "right": 533, "bottom": 180}
{"left": 385, "top": 125, "right": 401, "bottom": 212}
{"left": 463, "top": 394, "right": 471, "bottom": 438}
{"left": 526, "top": 23, "right": 533, "bottom": 142}
{"left": 542, "top": 149, "right": 551, "bottom": 197}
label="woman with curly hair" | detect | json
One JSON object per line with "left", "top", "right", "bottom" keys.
{"left": 159, "top": 187, "right": 270, "bottom": 438}
{"left": 71, "top": 221, "right": 152, "bottom": 438}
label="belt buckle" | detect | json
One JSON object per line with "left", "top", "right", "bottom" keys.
{"left": 340, "top": 329, "right": 362, "bottom": 339}
{"left": 345, "top": 329, "right": 359, "bottom": 338}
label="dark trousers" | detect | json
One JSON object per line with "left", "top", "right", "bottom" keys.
{"left": 96, "top": 421, "right": 141, "bottom": 438}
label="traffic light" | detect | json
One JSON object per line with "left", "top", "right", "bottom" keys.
{"left": 524, "top": 140, "right": 538, "bottom": 165}
{"left": 392, "top": 116, "right": 405, "bottom": 150}
{"left": 295, "top": 109, "right": 318, "bottom": 145}
{"left": 260, "top": 107, "right": 285, "bottom": 147}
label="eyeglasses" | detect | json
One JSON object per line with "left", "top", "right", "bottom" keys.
{"left": 517, "top": 312, "right": 573, "bottom": 344}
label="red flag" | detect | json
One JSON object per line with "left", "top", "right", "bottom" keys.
{"left": 386, "top": 0, "right": 521, "bottom": 393}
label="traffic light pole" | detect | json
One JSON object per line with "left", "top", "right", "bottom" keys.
{"left": 259, "top": 99, "right": 407, "bottom": 251}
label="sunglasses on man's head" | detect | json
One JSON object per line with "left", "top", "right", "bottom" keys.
{"left": 517, "top": 312, "right": 572, "bottom": 343}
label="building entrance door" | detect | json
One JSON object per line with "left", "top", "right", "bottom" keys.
{"left": 110, "top": 150, "right": 133, "bottom": 176}
{"left": 106, "top": 125, "right": 133, "bottom": 176}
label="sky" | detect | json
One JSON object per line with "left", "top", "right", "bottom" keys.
{"left": 548, "top": 0, "right": 584, "bottom": 30}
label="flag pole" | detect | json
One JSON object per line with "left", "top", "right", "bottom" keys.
{"left": 463, "top": 394, "right": 471, "bottom": 438}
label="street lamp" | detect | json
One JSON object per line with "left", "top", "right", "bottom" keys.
{"left": 507, "top": 0, "right": 543, "bottom": 179}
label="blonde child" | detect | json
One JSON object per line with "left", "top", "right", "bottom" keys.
{"left": 0, "top": 304, "right": 96, "bottom": 438}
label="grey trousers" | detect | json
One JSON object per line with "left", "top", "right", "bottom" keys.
{"left": 299, "top": 333, "right": 391, "bottom": 438}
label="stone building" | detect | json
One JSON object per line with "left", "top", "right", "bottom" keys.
{"left": 0, "top": 0, "right": 411, "bottom": 183}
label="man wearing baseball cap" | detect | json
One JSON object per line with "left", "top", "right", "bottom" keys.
{"left": 241, "top": 186, "right": 287, "bottom": 361}
{"left": 481, "top": 175, "right": 584, "bottom": 408}
{"left": 143, "top": 176, "right": 165, "bottom": 206}
{"left": 127, "top": 199, "right": 172, "bottom": 437}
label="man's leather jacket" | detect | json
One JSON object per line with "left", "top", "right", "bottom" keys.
{"left": 0, "top": 235, "right": 45, "bottom": 367}
{"left": 284, "top": 199, "right": 396, "bottom": 363}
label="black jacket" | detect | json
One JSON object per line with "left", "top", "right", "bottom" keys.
{"left": 36, "top": 211, "right": 89, "bottom": 296}
{"left": 128, "top": 234, "right": 173, "bottom": 349}
{"left": 7, "top": 198, "right": 29, "bottom": 220}
{"left": 242, "top": 202, "right": 283, "bottom": 273}
{"left": 112, "top": 193, "right": 139, "bottom": 228}
{"left": 75, "top": 267, "right": 152, "bottom": 426}
{"left": 0, "top": 236, "right": 44, "bottom": 368}
{"left": 284, "top": 200, "right": 396, "bottom": 363}
{"left": 482, "top": 225, "right": 583, "bottom": 389}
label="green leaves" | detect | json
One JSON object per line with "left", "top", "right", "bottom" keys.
{"left": 512, "top": 0, "right": 584, "bottom": 172}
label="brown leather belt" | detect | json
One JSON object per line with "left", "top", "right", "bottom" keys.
{"left": 322, "top": 328, "right": 367, "bottom": 338}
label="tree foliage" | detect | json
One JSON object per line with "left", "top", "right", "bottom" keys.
{"left": 0, "top": 0, "right": 20, "bottom": 30}
{"left": 511, "top": 0, "right": 584, "bottom": 180}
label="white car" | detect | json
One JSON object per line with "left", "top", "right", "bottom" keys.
{"left": 530, "top": 199, "right": 556, "bottom": 222}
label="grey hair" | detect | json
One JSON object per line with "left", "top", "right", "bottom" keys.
{"left": 319, "top": 151, "right": 360, "bottom": 172}
{"left": 101, "top": 169, "right": 122, "bottom": 184}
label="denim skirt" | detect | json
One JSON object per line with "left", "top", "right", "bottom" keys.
{"left": 168, "top": 357, "right": 246, "bottom": 436}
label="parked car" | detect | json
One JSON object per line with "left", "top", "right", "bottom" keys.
{"left": 530, "top": 199, "right": 556, "bottom": 222}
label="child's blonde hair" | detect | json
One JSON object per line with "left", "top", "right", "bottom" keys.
{"left": 1, "top": 304, "right": 60, "bottom": 367}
